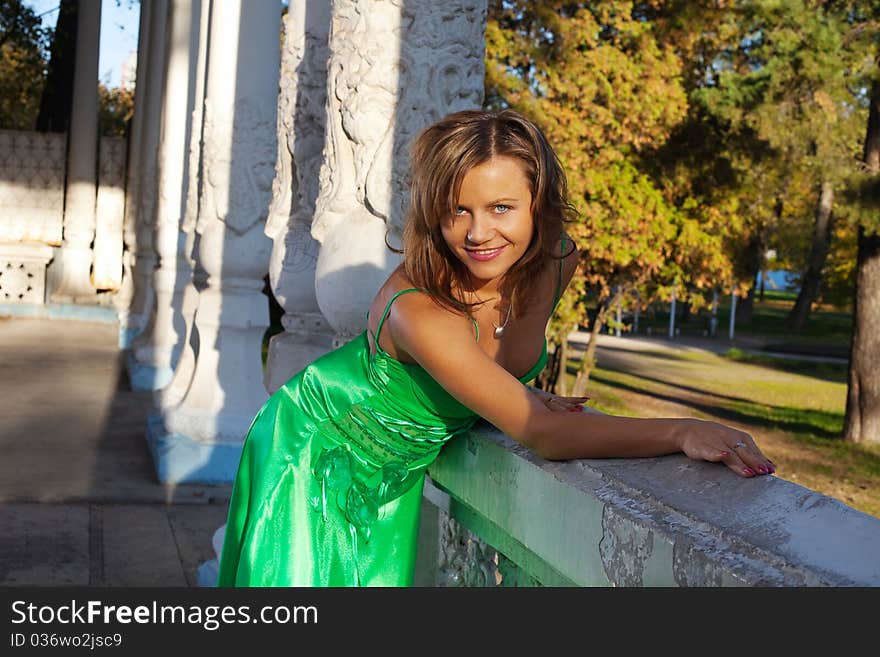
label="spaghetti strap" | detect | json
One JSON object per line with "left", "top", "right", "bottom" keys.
{"left": 552, "top": 236, "right": 568, "bottom": 310}
{"left": 371, "top": 287, "right": 479, "bottom": 353}
{"left": 375, "top": 288, "right": 423, "bottom": 343}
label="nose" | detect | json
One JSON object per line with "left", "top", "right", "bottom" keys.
{"left": 465, "top": 212, "right": 494, "bottom": 244}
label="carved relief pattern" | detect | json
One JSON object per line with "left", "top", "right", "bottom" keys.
{"left": 437, "top": 510, "right": 500, "bottom": 587}
{"left": 267, "top": 8, "right": 328, "bottom": 278}
{"left": 181, "top": 97, "right": 204, "bottom": 236}
{"left": 138, "top": 162, "right": 159, "bottom": 235}
{"left": 200, "top": 97, "right": 277, "bottom": 236}
{"left": 266, "top": 15, "right": 296, "bottom": 241}
{"left": 0, "top": 260, "right": 43, "bottom": 303}
{"left": 599, "top": 504, "right": 655, "bottom": 586}
{"left": 0, "top": 130, "right": 66, "bottom": 245}
{"left": 177, "top": 0, "right": 210, "bottom": 239}
{"left": 312, "top": 0, "right": 486, "bottom": 242}
{"left": 92, "top": 136, "right": 127, "bottom": 290}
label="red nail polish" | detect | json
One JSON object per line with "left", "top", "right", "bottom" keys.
{"left": 721, "top": 451, "right": 730, "bottom": 457}
{"left": 743, "top": 467, "right": 754, "bottom": 476}
{"left": 757, "top": 465, "right": 767, "bottom": 474}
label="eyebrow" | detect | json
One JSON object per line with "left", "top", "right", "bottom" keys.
{"left": 456, "top": 197, "right": 520, "bottom": 207}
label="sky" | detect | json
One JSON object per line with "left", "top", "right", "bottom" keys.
{"left": 26, "top": 0, "right": 141, "bottom": 89}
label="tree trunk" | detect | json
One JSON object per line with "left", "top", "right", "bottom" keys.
{"left": 786, "top": 181, "right": 835, "bottom": 331}
{"left": 736, "top": 234, "right": 763, "bottom": 326}
{"left": 553, "top": 337, "right": 569, "bottom": 396}
{"left": 537, "top": 328, "right": 568, "bottom": 395}
{"left": 572, "top": 303, "right": 609, "bottom": 396}
{"left": 35, "top": 0, "right": 78, "bottom": 133}
{"left": 843, "top": 229, "right": 880, "bottom": 444}
{"left": 843, "top": 79, "right": 880, "bottom": 445}
{"left": 681, "top": 297, "right": 692, "bottom": 323}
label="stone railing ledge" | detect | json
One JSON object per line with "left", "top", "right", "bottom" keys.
{"left": 424, "top": 421, "right": 880, "bottom": 587}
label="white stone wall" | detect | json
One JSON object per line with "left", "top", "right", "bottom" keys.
{"left": 0, "top": 130, "right": 66, "bottom": 245}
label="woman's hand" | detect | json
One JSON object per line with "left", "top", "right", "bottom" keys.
{"left": 675, "top": 418, "right": 775, "bottom": 478}
{"left": 527, "top": 387, "right": 590, "bottom": 414}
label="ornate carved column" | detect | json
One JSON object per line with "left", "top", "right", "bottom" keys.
{"left": 147, "top": 0, "right": 281, "bottom": 484}
{"left": 155, "top": 0, "right": 211, "bottom": 411}
{"left": 312, "top": 0, "right": 487, "bottom": 343}
{"left": 126, "top": 0, "right": 169, "bottom": 343}
{"left": 264, "top": 0, "right": 334, "bottom": 394}
{"left": 46, "top": 0, "right": 102, "bottom": 299}
{"left": 200, "top": 0, "right": 487, "bottom": 577}
{"left": 117, "top": 0, "right": 154, "bottom": 347}
{"left": 127, "top": 0, "right": 201, "bottom": 391}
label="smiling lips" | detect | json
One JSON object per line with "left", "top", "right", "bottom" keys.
{"left": 465, "top": 245, "right": 507, "bottom": 261}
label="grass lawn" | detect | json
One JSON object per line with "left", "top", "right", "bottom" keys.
{"left": 570, "top": 341, "right": 880, "bottom": 519}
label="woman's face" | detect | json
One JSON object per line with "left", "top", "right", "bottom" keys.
{"left": 440, "top": 155, "right": 535, "bottom": 292}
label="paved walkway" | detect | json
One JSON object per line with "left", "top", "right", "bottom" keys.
{"left": 566, "top": 329, "right": 849, "bottom": 364}
{"left": 0, "top": 317, "right": 231, "bottom": 586}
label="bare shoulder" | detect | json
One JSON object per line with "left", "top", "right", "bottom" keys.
{"left": 385, "top": 285, "right": 473, "bottom": 356}
{"left": 385, "top": 283, "right": 550, "bottom": 446}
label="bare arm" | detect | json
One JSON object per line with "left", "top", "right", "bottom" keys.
{"left": 387, "top": 292, "right": 775, "bottom": 478}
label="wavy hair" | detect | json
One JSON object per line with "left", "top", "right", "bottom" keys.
{"left": 397, "top": 108, "right": 576, "bottom": 317}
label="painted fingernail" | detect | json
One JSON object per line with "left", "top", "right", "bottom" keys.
{"left": 757, "top": 465, "right": 767, "bottom": 474}
{"left": 743, "top": 467, "right": 755, "bottom": 476}
{"left": 768, "top": 465, "right": 775, "bottom": 474}
{"left": 720, "top": 451, "right": 730, "bottom": 457}
{"left": 568, "top": 407, "right": 581, "bottom": 412}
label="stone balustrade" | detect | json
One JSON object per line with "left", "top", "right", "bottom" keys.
{"left": 414, "top": 422, "right": 880, "bottom": 586}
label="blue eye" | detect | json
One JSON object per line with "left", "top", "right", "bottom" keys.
{"left": 494, "top": 204, "right": 511, "bottom": 214}
{"left": 454, "top": 206, "right": 467, "bottom": 216}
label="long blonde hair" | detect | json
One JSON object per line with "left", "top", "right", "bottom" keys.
{"left": 399, "top": 109, "right": 575, "bottom": 317}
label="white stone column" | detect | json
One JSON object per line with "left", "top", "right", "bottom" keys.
{"left": 264, "top": 0, "right": 334, "bottom": 394}
{"left": 312, "top": 0, "right": 487, "bottom": 343}
{"left": 147, "top": 0, "right": 281, "bottom": 484}
{"left": 117, "top": 0, "right": 154, "bottom": 347}
{"left": 92, "top": 136, "right": 126, "bottom": 290}
{"left": 47, "top": 0, "right": 102, "bottom": 299}
{"left": 128, "top": 0, "right": 201, "bottom": 391}
{"left": 155, "top": 0, "right": 211, "bottom": 411}
{"left": 127, "top": 0, "right": 169, "bottom": 342}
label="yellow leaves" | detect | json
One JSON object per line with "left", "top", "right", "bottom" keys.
{"left": 812, "top": 90, "right": 837, "bottom": 122}
{"left": 0, "top": 43, "right": 46, "bottom": 130}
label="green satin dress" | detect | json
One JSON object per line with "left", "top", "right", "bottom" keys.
{"left": 217, "top": 254, "right": 566, "bottom": 587}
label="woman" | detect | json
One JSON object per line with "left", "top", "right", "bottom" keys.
{"left": 217, "top": 109, "right": 774, "bottom": 587}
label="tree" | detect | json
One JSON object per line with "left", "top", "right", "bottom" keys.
{"left": 487, "top": 1, "right": 705, "bottom": 394}
{"left": 844, "top": 78, "right": 880, "bottom": 444}
{"left": 652, "top": 1, "right": 864, "bottom": 330}
{"left": 98, "top": 83, "right": 134, "bottom": 136}
{"left": 35, "top": 0, "right": 77, "bottom": 133}
{"left": 0, "top": 0, "right": 51, "bottom": 129}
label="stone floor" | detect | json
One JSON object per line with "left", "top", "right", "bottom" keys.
{"left": 0, "top": 316, "right": 231, "bottom": 586}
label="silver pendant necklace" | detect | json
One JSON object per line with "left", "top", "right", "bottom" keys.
{"left": 492, "top": 303, "right": 512, "bottom": 339}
